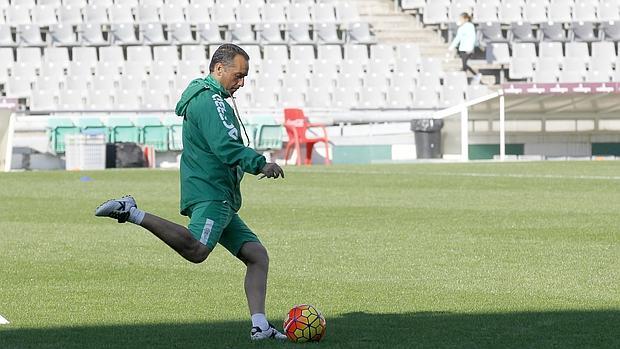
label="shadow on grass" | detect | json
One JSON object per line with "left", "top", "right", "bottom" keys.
{"left": 0, "top": 310, "right": 618, "bottom": 349}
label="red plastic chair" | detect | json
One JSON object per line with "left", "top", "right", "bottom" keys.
{"left": 283, "top": 108, "right": 331, "bottom": 165}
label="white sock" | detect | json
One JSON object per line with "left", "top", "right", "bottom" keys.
{"left": 251, "top": 313, "right": 269, "bottom": 330}
{"left": 128, "top": 207, "right": 145, "bottom": 225}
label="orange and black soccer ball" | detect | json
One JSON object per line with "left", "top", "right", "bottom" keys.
{"left": 283, "top": 304, "right": 326, "bottom": 343}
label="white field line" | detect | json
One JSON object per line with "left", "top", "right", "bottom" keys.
{"left": 288, "top": 168, "right": 620, "bottom": 181}
{"left": 0, "top": 314, "right": 9, "bottom": 324}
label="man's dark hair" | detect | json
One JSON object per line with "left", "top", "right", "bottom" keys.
{"left": 209, "top": 44, "right": 250, "bottom": 72}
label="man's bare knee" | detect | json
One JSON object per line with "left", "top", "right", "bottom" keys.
{"left": 239, "top": 242, "right": 268, "bottom": 267}
{"left": 185, "top": 242, "right": 211, "bottom": 264}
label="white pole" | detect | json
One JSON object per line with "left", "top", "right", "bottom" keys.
{"left": 460, "top": 106, "right": 469, "bottom": 161}
{"left": 499, "top": 92, "right": 505, "bottom": 161}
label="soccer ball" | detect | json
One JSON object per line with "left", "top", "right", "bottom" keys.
{"left": 283, "top": 304, "right": 326, "bottom": 343}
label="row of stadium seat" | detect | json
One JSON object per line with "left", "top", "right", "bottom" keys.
{"left": 2, "top": 0, "right": 338, "bottom": 7}
{"left": 477, "top": 21, "right": 620, "bottom": 46}
{"left": 417, "top": 0, "right": 620, "bottom": 24}
{"left": 47, "top": 114, "right": 283, "bottom": 153}
{"left": 0, "top": 21, "right": 375, "bottom": 47}
{"left": 0, "top": 2, "right": 360, "bottom": 26}
{"left": 27, "top": 81, "right": 493, "bottom": 111}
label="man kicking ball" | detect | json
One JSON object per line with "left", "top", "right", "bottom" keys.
{"left": 95, "top": 44, "right": 286, "bottom": 341}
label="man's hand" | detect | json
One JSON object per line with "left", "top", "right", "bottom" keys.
{"left": 258, "top": 163, "right": 284, "bottom": 180}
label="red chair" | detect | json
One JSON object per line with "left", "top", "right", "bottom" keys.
{"left": 283, "top": 108, "right": 331, "bottom": 165}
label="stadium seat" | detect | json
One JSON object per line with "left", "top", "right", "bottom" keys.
{"left": 83, "top": 4, "right": 109, "bottom": 24}
{"left": 523, "top": 2, "right": 548, "bottom": 24}
{"left": 510, "top": 22, "right": 538, "bottom": 43}
{"left": 592, "top": 41, "right": 616, "bottom": 70}
{"left": 231, "top": 23, "right": 258, "bottom": 44}
{"left": 420, "top": 57, "right": 444, "bottom": 78}
{"left": 339, "top": 59, "right": 364, "bottom": 79}
{"left": 35, "top": 73, "right": 62, "bottom": 93}
{"left": 198, "top": 23, "right": 226, "bottom": 44}
{"left": 79, "top": 23, "right": 107, "bottom": 46}
{"left": 440, "top": 84, "right": 466, "bottom": 108}
{"left": 6, "top": 5, "right": 31, "bottom": 26}
{"left": 91, "top": 75, "right": 117, "bottom": 91}
{"left": 306, "top": 87, "right": 331, "bottom": 108}
{"left": 48, "top": 117, "right": 80, "bottom": 153}
{"left": 288, "top": 23, "right": 314, "bottom": 44}
{"left": 0, "top": 24, "right": 17, "bottom": 46}
{"left": 181, "top": 44, "right": 206, "bottom": 63}
{"left": 313, "top": 59, "right": 339, "bottom": 77}
{"left": 466, "top": 84, "right": 492, "bottom": 100}
{"left": 509, "top": 57, "right": 534, "bottom": 79}
{"left": 332, "top": 86, "right": 357, "bottom": 109}
{"left": 253, "top": 115, "right": 283, "bottom": 151}
{"left": 263, "top": 3, "right": 286, "bottom": 23}
{"left": 141, "top": 22, "right": 169, "bottom": 45}
{"left": 343, "top": 44, "right": 368, "bottom": 63}
{"left": 282, "top": 72, "right": 308, "bottom": 90}
{"left": 17, "top": 24, "right": 45, "bottom": 46}
{"left": 162, "top": 115, "right": 183, "bottom": 150}
{"left": 73, "top": 46, "right": 98, "bottom": 67}
{"left": 418, "top": 72, "right": 441, "bottom": 92}
{"left": 50, "top": 24, "right": 78, "bottom": 46}
{"left": 65, "top": 73, "right": 90, "bottom": 90}
{"left": 478, "top": 22, "right": 508, "bottom": 45}
{"left": 153, "top": 46, "right": 178, "bottom": 64}
{"left": 31, "top": 4, "right": 58, "bottom": 26}
{"left": 548, "top": 1, "right": 572, "bottom": 23}
{"left": 599, "top": 2, "right": 620, "bottom": 22}
{"left": 335, "top": 2, "right": 360, "bottom": 23}
{"left": 565, "top": 42, "right": 590, "bottom": 63}
{"left": 317, "top": 44, "right": 342, "bottom": 62}
{"left": 315, "top": 23, "right": 342, "bottom": 44}
{"left": 136, "top": 4, "right": 160, "bottom": 24}
{"left": 280, "top": 86, "right": 306, "bottom": 108}
{"left": 601, "top": 21, "right": 620, "bottom": 41}
{"left": 347, "top": 22, "right": 375, "bottom": 44}
{"left": 142, "top": 89, "right": 170, "bottom": 110}
{"left": 287, "top": 60, "right": 312, "bottom": 77}
{"left": 111, "top": 23, "right": 141, "bottom": 45}
{"left": 136, "top": 116, "right": 168, "bottom": 151}
{"left": 168, "top": 22, "right": 196, "bottom": 44}
{"left": 30, "top": 88, "right": 57, "bottom": 111}
{"left": 540, "top": 22, "right": 570, "bottom": 42}
{"left": 386, "top": 86, "right": 413, "bottom": 108}
{"left": 314, "top": 2, "right": 336, "bottom": 23}
{"left": 108, "top": 5, "right": 134, "bottom": 24}
{"left": 412, "top": 85, "right": 439, "bottom": 109}
{"left": 391, "top": 72, "right": 415, "bottom": 92}
{"left": 58, "top": 89, "right": 85, "bottom": 110}
{"left": 290, "top": 45, "right": 315, "bottom": 65}
{"left": 108, "top": 117, "right": 140, "bottom": 143}
{"left": 211, "top": 3, "right": 236, "bottom": 25}
{"left": 17, "top": 47, "right": 42, "bottom": 68}
{"left": 359, "top": 86, "right": 387, "bottom": 108}
{"left": 44, "top": 47, "right": 69, "bottom": 67}
{"left": 237, "top": 2, "right": 262, "bottom": 24}
{"left": 485, "top": 42, "right": 510, "bottom": 64}
{"left": 539, "top": 41, "right": 563, "bottom": 58}
{"left": 283, "top": 108, "right": 330, "bottom": 165}
{"left": 572, "top": 22, "right": 599, "bottom": 42}
{"left": 423, "top": 1, "right": 449, "bottom": 24}
{"left": 444, "top": 71, "right": 468, "bottom": 89}
{"left": 186, "top": 3, "right": 211, "bottom": 25}
{"left": 573, "top": 2, "right": 597, "bottom": 22}
{"left": 473, "top": 2, "right": 498, "bottom": 23}
{"left": 370, "top": 44, "right": 395, "bottom": 62}
{"left": 6, "top": 76, "right": 32, "bottom": 98}
{"left": 252, "top": 86, "right": 279, "bottom": 108}
{"left": 160, "top": 4, "right": 186, "bottom": 23}
{"left": 115, "top": 89, "right": 141, "bottom": 109}
{"left": 75, "top": 117, "right": 108, "bottom": 140}
{"left": 499, "top": 3, "right": 522, "bottom": 23}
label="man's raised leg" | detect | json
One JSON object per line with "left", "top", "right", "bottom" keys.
{"left": 95, "top": 196, "right": 209, "bottom": 263}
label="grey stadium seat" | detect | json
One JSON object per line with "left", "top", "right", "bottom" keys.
{"left": 386, "top": 86, "right": 413, "bottom": 109}
{"left": 287, "top": 3, "right": 312, "bottom": 23}
{"left": 440, "top": 85, "right": 466, "bottom": 108}
{"left": 50, "top": 24, "right": 78, "bottom": 46}
{"left": 6, "top": 5, "right": 31, "bottom": 26}
{"left": 592, "top": 41, "right": 616, "bottom": 68}
{"left": 534, "top": 58, "right": 559, "bottom": 83}
{"left": 510, "top": 22, "right": 538, "bottom": 43}
{"left": 72, "top": 47, "right": 97, "bottom": 68}
{"left": 237, "top": 3, "right": 262, "bottom": 24}
{"left": 263, "top": 3, "right": 287, "bottom": 24}
{"left": 141, "top": 23, "right": 169, "bottom": 45}
{"left": 259, "top": 23, "right": 285, "bottom": 44}
{"left": 153, "top": 46, "right": 178, "bottom": 64}
{"left": 412, "top": 86, "right": 439, "bottom": 109}
{"left": 31, "top": 4, "right": 58, "bottom": 26}
{"left": 315, "top": 23, "right": 342, "bottom": 44}
{"left": 478, "top": 22, "right": 508, "bottom": 46}
{"left": 314, "top": 3, "right": 337, "bottom": 23}
{"left": 79, "top": 23, "right": 107, "bottom": 46}
{"left": 17, "top": 25, "right": 45, "bottom": 46}
{"left": 211, "top": 3, "right": 236, "bottom": 25}
{"left": 573, "top": 2, "right": 597, "bottom": 22}
{"left": 111, "top": 23, "right": 140, "bottom": 45}
{"left": 336, "top": 2, "right": 360, "bottom": 24}
{"left": 541, "top": 22, "right": 569, "bottom": 42}
{"left": 601, "top": 21, "right": 620, "bottom": 41}
{"left": 231, "top": 23, "right": 258, "bottom": 44}
{"left": 347, "top": 22, "right": 375, "bottom": 44}
{"left": 317, "top": 45, "right": 342, "bottom": 62}
{"left": 512, "top": 43, "right": 537, "bottom": 61}
{"left": 572, "top": 22, "right": 599, "bottom": 42}
{"left": 198, "top": 23, "right": 226, "bottom": 44}
{"left": 108, "top": 5, "right": 134, "bottom": 24}
{"left": 186, "top": 3, "right": 211, "bottom": 25}
{"left": 160, "top": 4, "right": 186, "bottom": 23}
{"left": 288, "top": 23, "right": 313, "bottom": 44}
{"left": 417, "top": 72, "right": 441, "bottom": 92}
{"left": 565, "top": 42, "right": 590, "bottom": 63}
{"left": 58, "top": 5, "right": 83, "bottom": 25}
{"left": 169, "top": 23, "right": 197, "bottom": 45}
{"left": 136, "top": 5, "right": 160, "bottom": 24}
{"left": 83, "top": 5, "right": 109, "bottom": 24}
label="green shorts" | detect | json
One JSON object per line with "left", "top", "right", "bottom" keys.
{"left": 187, "top": 201, "right": 261, "bottom": 256}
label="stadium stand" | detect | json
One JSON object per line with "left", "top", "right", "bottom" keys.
{"left": 5, "top": 0, "right": 620, "bottom": 167}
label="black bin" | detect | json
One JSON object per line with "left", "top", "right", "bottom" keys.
{"left": 411, "top": 119, "right": 444, "bottom": 159}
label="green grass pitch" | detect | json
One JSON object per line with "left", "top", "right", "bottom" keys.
{"left": 1, "top": 162, "right": 619, "bottom": 349}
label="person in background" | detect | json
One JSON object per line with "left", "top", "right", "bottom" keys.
{"left": 449, "top": 12, "right": 481, "bottom": 84}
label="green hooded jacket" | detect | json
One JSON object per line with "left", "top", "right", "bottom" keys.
{"left": 175, "top": 75, "right": 266, "bottom": 215}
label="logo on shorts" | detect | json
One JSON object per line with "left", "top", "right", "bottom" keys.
{"left": 212, "top": 94, "right": 239, "bottom": 140}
